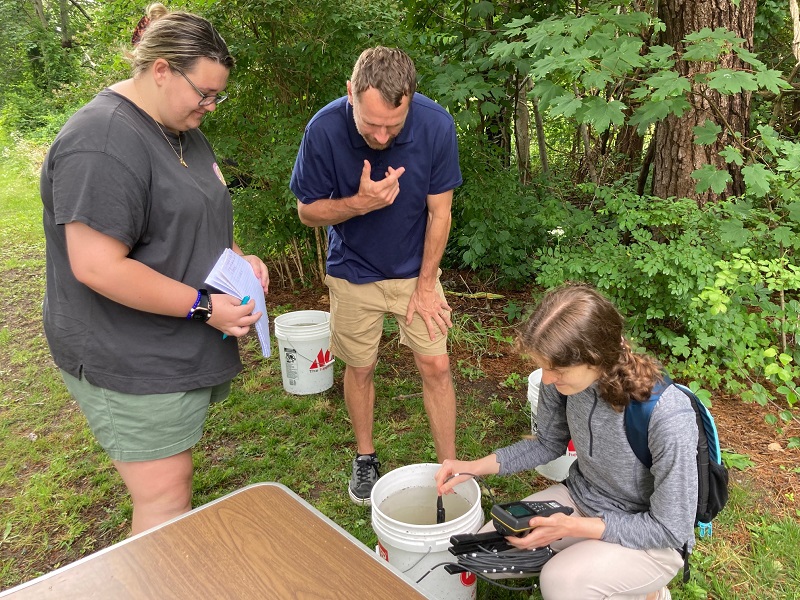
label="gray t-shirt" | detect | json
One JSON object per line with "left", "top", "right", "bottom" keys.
{"left": 495, "top": 382, "right": 698, "bottom": 552}
{"left": 41, "top": 89, "right": 242, "bottom": 394}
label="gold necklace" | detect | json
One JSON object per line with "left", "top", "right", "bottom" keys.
{"left": 156, "top": 123, "right": 188, "bottom": 168}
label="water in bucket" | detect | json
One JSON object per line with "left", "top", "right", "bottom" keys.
{"left": 371, "top": 463, "right": 482, "bottom": 600}
{"left": 378, "top": 486, "right": 473, "bottom": 525}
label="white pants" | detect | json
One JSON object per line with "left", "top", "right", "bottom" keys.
{"left": 480, "top": 484, "right": 684, "bottom": 600}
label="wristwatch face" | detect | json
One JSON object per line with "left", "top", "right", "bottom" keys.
{"left": 190, "top": 290, "right": 211, "bottom": 322}
{"left": 190, "top": 306, "right": 211, "bottom": 321}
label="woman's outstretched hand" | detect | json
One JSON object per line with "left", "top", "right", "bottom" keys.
{"left": 434, "top": 454, "right": 501, "bottom": 496}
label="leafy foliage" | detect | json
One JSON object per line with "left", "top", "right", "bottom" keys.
{"left": 0, "top": 0, "right": 797, "bottom": 442}
{"left": 1, "top": 3, "right": 799, "bottom": 595}
{"left": 197, "top": 0, "right": 409, "bottom": 282}
{"left": 492, "top": 10, "right": 788, "bottom": 143}
{"left": 448, "top": 139, "right": 552, "bottom": 285}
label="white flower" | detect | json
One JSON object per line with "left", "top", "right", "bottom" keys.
{"left": 548, "top": 227, "right": 565, "bottom": 238}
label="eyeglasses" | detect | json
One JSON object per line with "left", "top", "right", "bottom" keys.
{"left": 170, "top": 64, "right": 228, "bottom": 107}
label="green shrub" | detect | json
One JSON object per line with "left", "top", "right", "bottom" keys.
{"left": 448, "top": 141, "right": 577, "bottom": 286}
{"left": 524, "top": 185, "right": 798, "bottom": 441}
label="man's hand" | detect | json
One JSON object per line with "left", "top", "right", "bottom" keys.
{"left": 296, "top": 160, "right": 407, "bottom": 227}
{"left": 349, "top": 160, "right": 406, "bottom": 214}
{"left": 406, "top": 286, "right": 452, "bottom": 341}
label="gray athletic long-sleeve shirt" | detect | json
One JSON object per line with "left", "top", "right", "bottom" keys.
{"left": 494, "top": 382, "right": 698, "bottom": 551}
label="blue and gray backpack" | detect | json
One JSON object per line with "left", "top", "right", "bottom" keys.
{"left": 625, "top": 374, "right": 730, "bottom": 581}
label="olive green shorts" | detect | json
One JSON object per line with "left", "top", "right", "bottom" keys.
{"left": 61, "top": 370, "right": 230, "bottom": 462}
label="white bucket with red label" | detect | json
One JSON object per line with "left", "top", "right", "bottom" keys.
{"left": 528, "top": 368, "right": 577, "bottom": 481}
{"left": 371, "top": 463, "right": 482, "bottom": 600}
{"left": 273, "top": 310, "right": 334, "bottom": 395}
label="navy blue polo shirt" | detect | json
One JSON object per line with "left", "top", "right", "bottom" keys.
{"left": 290, "top": 93, "right": 462, "bottom": 283}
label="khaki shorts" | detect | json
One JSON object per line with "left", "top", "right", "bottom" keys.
{"left": 324, "top": 273, "right": 449, "bottom": 367}
{"left": 61, "top": 370, "right": 230, "bottom": 462}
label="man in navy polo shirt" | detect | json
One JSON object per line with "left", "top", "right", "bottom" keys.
{"left": 290, "top": 46, "right": 462, "bottom": 505}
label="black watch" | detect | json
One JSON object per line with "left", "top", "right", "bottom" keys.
{"left": 189, "top": 289, "right": 213, "bottom": 322}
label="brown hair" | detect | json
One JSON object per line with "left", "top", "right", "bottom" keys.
{"left": 517, "top": 283, "right": 662, "bottom": 410}
{"left": 350, "top": 46, "right": 417, "bottom": 108}
{"left": 127, "top": 4, "right": 233, "bottom": 76}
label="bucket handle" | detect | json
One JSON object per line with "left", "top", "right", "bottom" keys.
{"left": 401, "top": 547, "right": 431, "bottom": 574}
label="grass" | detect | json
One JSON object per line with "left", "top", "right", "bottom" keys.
{"left": 1, "top": 132, "right": 799, "bottom": 599}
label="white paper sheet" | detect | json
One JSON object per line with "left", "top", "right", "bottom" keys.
{"left": 205, "top": 248, "right": 271, "bottom": 357}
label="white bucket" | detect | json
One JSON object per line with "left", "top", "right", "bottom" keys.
{"left": 273, "top": 310, "right": 334, "bottom": 395}
{"left": 371, "top": 463, "right": 483, "bottom": 600}
{"left": 528, "top": 369, "right": 577, "bottom": 481}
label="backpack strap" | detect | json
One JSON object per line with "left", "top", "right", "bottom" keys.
{"left": 676, "top": 383, "right": 723, "bottom": 466}
{"left": 675, "top": 384, "right": 719, "bottom": 538}
{"left": 681, "top": 543, "right": 690, "bottom": 583}
{"left": 623, "top": 374, "right": 673, "bottom": 468}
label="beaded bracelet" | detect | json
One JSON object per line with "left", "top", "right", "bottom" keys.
{"left": 186, "top": 290, "right": 202, "bottom": 319}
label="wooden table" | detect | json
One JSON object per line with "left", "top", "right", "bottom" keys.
{"left": 1, "top": 483, "right": 433, "bottom": 599}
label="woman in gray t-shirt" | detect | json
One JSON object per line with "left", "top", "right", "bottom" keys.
{"left": 40, "top": 4, "right": 269, "bottom": 536}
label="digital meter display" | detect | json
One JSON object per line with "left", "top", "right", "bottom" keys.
{"left": 507, "top": 504, "right": 535, "bottom": 518}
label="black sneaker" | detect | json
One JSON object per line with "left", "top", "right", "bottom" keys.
{"left": 349, "top": 454, "right": 381, "bottom": 506}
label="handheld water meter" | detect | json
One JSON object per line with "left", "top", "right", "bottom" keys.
{"left": 490, "top": 500, "right": 574, "bottom": 537}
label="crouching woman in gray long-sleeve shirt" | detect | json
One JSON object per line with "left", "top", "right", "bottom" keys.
{"left": 436, "top": 284, "right": 696, "bottom": 600}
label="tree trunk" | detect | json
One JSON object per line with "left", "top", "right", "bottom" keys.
{"left": 615, "top": 123, "right": 644, "bottom": 172}
{"left": 532, "top": 95, "right": 549, "bottom": 176}
{"left": 652, "top": 0, "right": 756, "bottom": 205}
{"left": 314, "top": 226, "right": 327, "bottom": 285}
{"left": 515, "top": 77, "right": 532, "bottom": 185}
{"left": 59, "top": 0, "right": 72, "bottom": 48}
{"left": 578, "top": 122, "right": 598, "bottom": 184}
{"left": 31, "top": 0, "right": 47, "bottom": 28}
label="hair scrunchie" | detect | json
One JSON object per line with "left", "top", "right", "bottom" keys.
{"left": 131, "top": 15, "right": 151, "bottom": 46}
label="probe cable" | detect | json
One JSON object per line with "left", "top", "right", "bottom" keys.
{"left": 414, "top": 543, "right": 552, "bottom": 590}
{"left": 455, "top": 543, "right": 554, "bottom": 575}
{"left": 415, "top": 559, "right": 542, "bottom": 592}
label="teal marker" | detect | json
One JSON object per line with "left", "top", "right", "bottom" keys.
{"left": 222, "top": 295, "right": 251, "bottom": 339}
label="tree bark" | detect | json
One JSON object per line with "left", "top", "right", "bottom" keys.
{"left": 532, "top": 95, "right": 549, "bottom": 177}
{"left": 578, "top": 122, "right": 599, "bottom": 184}
{"left": 31, "top": 0, "right": 47, "bottom": 28}
{"left": 615, "top": 123, "right": 645, "bottom": 172}
{"left": 792, "top": 0, "right": 800, "bottom": 63}
{"left": 515, "top": 77, "right": 532, "bottom": 185}
{"left": 59, "top": 0, "right": 72, "bottom": 48}
{"left": 652, "top": 0, "right": 756, "bottom": 205}
{"left": 637, "top": 137, "right": 656, "bottom": 196}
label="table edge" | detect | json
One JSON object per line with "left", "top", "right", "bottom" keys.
{"left": 0, "top": 482, "right": 436, "bottom": 599}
